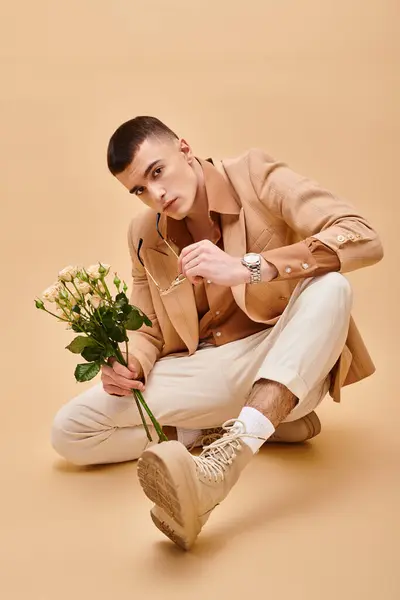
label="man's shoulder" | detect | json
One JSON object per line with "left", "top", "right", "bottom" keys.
{"left": 127, "top": 206, "right": 159, "bottom": 243}
{"left": 218, "top": 147, "right": 279, "bottom": 178}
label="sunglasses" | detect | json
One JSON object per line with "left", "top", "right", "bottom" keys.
{"left": 137, "top": 213, "right": 187, "bottom": 296}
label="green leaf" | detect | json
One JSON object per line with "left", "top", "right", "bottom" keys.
{"left": 125, "top": 309, "right": 144, "bottom": 331}
{"left": 99, "top": 309, "right": 128, "bottom": 342}
{"left": 105, "top": 345, "right": 118, "bottom": 359}
{"left": 74, "top": 361, "right": 101, "bottom": 382}
{"left": 115, "top": 292, "right": 128, "bottom": 305}
{"left": 142, "top": 314, "right": 152, "bottom": 327}
{"left": 81, "top": 345, "right": 105, "bottom": 362}
{"left": 66, "top": 336, "right": 100, "bottom": 354}
{"left": 115, "top": 304, "right": 132, "bottom": 322}
{"left": 110, "top": 325, "right": 128, "bottom": 342}
{"left": 101, "top": 310, "right": 115, "bottom": 330}
{"left": 128, "top": 305, "right": 152, "bottom": 326}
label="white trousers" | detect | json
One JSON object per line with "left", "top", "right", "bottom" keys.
{"left": 51, "top": 273, "right": 353, "bottom": 465}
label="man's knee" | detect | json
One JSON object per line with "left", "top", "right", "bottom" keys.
{"left": 316, "top": 272, "right": 353, "bottom": 310}
{"left": 51, "top": 402, "right": 90, "bottom": 466}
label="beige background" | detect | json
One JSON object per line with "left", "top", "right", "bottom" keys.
{"left": 1, "top": 1, "right": 399, "bottom": 598}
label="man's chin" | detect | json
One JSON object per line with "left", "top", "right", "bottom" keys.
{"left": 167, "top": 212, "right": 186, "bottom": 221}
{"left": 166, "top": 203, "right": 189, "bottom": 220}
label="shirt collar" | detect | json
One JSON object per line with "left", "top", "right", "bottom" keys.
{"left": 165, "top": 156, "right": 240, "bottom": 241}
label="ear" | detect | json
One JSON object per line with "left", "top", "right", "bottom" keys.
{"left": 178, "top": 138, "right": 194, "bottom": 164}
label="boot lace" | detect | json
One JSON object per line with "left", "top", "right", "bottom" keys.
{"left": 187, "top": 427, "right": 224, "bottom": 452}
{"left": 193, "top": 419, "right": 266, "bottom": 483}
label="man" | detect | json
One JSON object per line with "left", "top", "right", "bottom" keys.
{"left": 51, "top": 116, "right": 383, "bottom": 550}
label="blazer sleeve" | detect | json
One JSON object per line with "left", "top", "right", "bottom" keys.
{"left": 125, "top": 218, "right": 164, "bottom": 382}
{"left": 248, "top": 149, "right": 384, "bottom": 281}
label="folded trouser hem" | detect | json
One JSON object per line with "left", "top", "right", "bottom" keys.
{"left": 254, "top": 364, "right": 309, "bottom": 402}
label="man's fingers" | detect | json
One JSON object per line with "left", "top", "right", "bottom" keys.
{"left": 127, "top": 356, "right": 142, "bottom": 375}
{"left": 183, "top": 255, "right": 202, "bottom": 272}
{"left": 101, "top": 366, "right": 144, "bottom": 389}
{"left": 103, "top": 384, "right": 132, "bottom": 397}
{"left": 179, "top": 243, "right": 200, "bottom": 273}
{"left": 110, "top": 373, "right": 145, "bottom": 391}
{"left": 101, "top": 364, "right": 115, "bottom": 379}
{"left": 112, "top": 360, "right": 136, "bottom": 379}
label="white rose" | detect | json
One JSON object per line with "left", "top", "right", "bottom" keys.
{"left": 86, "top": 263, "right": 110, "bottom": 280}
{"left": 42, "top": 282, "right": 62, "bottom": 303}
{"left": 58, "top": 265, "right": 79, "bottom": 282}
{"left": 86, "top": 265, "right": 101, "bottom": 280}
{"left": 90, "top": 295, "right": 103, "bottom": 309}
{"left": 76, "top": 281, "right": 91, "bottom": 295}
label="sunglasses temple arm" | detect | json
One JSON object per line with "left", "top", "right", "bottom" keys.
{"left": 163, "top": 238, "right": 180, "bottom": 260}
{"left": 142, "top": 265, "right": 161, "bottom": 290}
{"left": 156, "top": 213, "right": 180, "bottom": 260}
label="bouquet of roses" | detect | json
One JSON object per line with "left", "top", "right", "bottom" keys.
{"left": 35, "top": 262, "right": 167, "bottom": 443}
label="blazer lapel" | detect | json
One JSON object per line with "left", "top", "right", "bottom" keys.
{"left": 146, "top": 247, "right": 199, "bottom": 354}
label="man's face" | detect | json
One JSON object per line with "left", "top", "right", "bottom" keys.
{"left": 116, "top": 136, "right": 199, "bottom": 220}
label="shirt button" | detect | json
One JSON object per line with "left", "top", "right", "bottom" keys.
{"left": 301, "top": 262, "right": 309, "bottom": 270}
{"left": 337, "top": 235, "right": 346, "bottom": 242}
{"left": 215, "top": 310, "right": 220, "bottom": 316}
{"left": 285, "top": 266, "right": 292, "bottom": 274}
{"left": 215, "top": 331, "right": 222, "bottom": 337}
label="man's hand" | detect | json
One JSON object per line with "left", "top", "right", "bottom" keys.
{"left": 101, "top": 355, "right": 145, "bottom": 397}
{"left": 178, "top": 240, "right": 277, "bottom": 286}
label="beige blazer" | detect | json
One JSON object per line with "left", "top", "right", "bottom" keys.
{"left": 126, "top": 149, "right": 384, "bottom": 403}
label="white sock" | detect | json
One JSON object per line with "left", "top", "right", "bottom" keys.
{"left": 237, "top": 406, "right": 275, "bottom": 454}
{"left": 176, "top": 427, "right": 202, "bottom": 448}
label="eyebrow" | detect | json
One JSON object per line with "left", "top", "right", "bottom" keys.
{"left": 129, "top": 160, "right": 161, "bottom": 194}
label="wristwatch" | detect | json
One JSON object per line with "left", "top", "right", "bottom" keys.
{"left": 241, "top": 253, "right": 262, "bottom": 284}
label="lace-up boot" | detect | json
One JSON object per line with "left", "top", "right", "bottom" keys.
{"left": 137, "top": 420, "right": 265, "bottom": 550}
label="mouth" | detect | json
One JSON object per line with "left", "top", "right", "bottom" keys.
{"left": 163, "top": 198, "right": 178, "bottom": 212}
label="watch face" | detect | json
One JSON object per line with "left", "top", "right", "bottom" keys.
{"left": 245, "top": 253, "right": 260, "bottom": 265}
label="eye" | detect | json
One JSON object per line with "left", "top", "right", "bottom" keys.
{"left": 136, "top": 187, "right": 145, "bottom": 196}
{"left": 153, "top": 167, "right": 163, "bottom": 177}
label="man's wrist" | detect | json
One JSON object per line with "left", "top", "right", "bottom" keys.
{"left": 260, "top": 257, "right": 278, "bottom": 282}
{"left": 234, "top": 256, "right": 277, "bottom": 285}
{"left": 236, "top": 260, "right": 251, "bottom": 284}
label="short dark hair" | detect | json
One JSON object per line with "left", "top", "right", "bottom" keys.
{"left": 107, "top": 116, "right": 179, "bottom": 175}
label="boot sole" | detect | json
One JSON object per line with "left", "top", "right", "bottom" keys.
{"left": 137, "top": 442, "right": 202, "bottom": 550}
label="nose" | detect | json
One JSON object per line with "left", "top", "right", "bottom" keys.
{"left": 150, "top": 184, "right": 166, "bottom": 203}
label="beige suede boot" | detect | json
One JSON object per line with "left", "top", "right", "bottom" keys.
{"left": 137, "top": 420, "right": 263, "bottom": 550}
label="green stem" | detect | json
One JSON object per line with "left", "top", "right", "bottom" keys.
{"left": 113, "top": 342, "right": 167, "bottom": 443}
{"left": 134, "top": 397, "right": 153, "bottom": 442}
{"left": 68, "top": 281, "right": 97, "bottom": 321}
{"left": 124, "top": 340, "right": 129, "bottom": 365}
{"left": 81, "top": 275, "right": 113, "bottom": 308}
{"left": 42, "top": 306, "right": 69, "bottom": 321}
{"left": 114, "top": 344, "right": 127, "bottom": 367}
{"left": 100, "top": 276, "right": 113, "bottom": 302}
{"left": 134, "top": 389, "right": 168, "bottom": 442}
